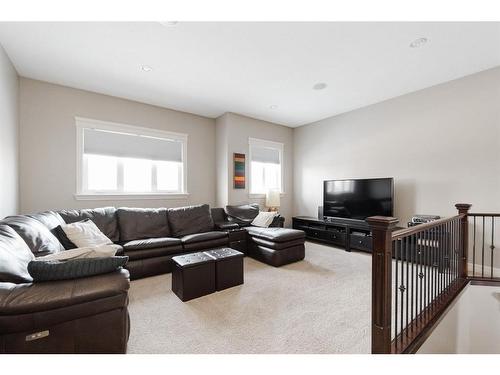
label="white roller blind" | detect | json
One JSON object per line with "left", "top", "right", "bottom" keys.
{"left": 83, "top": 128, "right": 183, "bottom": 162}
{"left": 251, "top": 146, "right": 280, "bottom": 164}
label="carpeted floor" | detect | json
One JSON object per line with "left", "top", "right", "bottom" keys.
{"left": 127, "top": 241, "right": 372, "bottom": 353}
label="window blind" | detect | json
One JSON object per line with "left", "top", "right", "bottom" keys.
{"left": 83, "top": 128, "right": 183, "bottom": 162}
{"left": 251, "top": 146, "right": 280, "bottom": 164}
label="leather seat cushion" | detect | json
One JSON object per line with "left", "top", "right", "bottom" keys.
{"left": 120, "top": 237, "right": 182, "bottom": 250}
{"left": 124, "top": 246, "right": 183, "bottom": 261}
{"left": 58, "top": 207, "right": 119, "bottom": 242}
{"left": 251, "top": 236, "right": 305, "bottom": 250}
{"left": 1, "top": 215, "right": 64, "bottom": 256}
{"left": 182, "top": 237, "right": 228, "bottom": 251}
{"left": 167, "top": 204, "right": 215, "bottom": 237}
{"left": 225, "top": 204, "right": 259, "bottom": 226}
{"left": 180, "top": 231, "right": 227, "bottom": 244}
{"left": 0, "top": 225, "right": 35, "bottom": 283}
{"left": 0, "top": 269, "right": 130, "bottom": 316}
{"left": 117, "top": 207, "right": 170, "bottom": 241}
{"left": 245, "top": 227, "right": 305, "bottom": 243}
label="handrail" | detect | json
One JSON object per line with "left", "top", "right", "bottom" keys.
{"left": 467, "top": 213, "right": 500, "bottom": 217}
{"left": 392, "top": 215, "right": 464, "bottom": 239}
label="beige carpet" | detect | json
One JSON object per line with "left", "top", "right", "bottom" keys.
{"left": 127, "top": 241, "right": 372, "bottom": 353}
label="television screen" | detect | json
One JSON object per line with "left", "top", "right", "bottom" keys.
{"left": 323, "top": 178, "right": 393, "bottom": 220}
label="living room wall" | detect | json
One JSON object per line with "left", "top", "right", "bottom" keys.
{"left": 0, "top": 45, "right": 19, "bottom": 218}
{"left": 293, "top": 66, "right": 500, "bottom": 225}
{"left": 18, "top": 78, "right": 216, "bottom": 213}
{"left": 216, "top": 113, "right": 294, "bottom": 225}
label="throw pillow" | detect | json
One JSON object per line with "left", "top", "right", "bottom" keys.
{"left": 251, "top": 211, "right": 277, "bottom": 228}
{"left": 37, "top": 244, "right": 121, "bottom": 261}
{"left": 28, "top": 256, "right": 128, "bottom": 282}
{"left": 61, "top": 219, "right": 113, "bottom": 248}
{"left": 51, "top": 225, "right": 77, "bottom": 250}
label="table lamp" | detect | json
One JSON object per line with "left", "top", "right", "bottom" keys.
{"left": 265, "top": 189, "right": 280, "bottom": 212}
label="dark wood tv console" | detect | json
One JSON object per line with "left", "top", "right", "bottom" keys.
{"left": 292, "top": 216, "right": 373, "bottom": 253}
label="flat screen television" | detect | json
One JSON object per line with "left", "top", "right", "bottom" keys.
{"left": 323, "top": 178, "right": 394, "bottom": 220}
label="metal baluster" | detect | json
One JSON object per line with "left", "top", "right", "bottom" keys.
{"left": 473, "top": 216, "right": 476, "bottom": 277}
{"left": 394, "top": 238, "right": 399, "bottom": 342}
{"left": 432, "top": 226, "right": 437, "bottom": 306}
{"left": 417, "top": 233, "right": 423, "bottom": 322}
{"left": 482, "top": 216, "right": 485, "bottom": 278}
{"left": 406, "top": 235, "right": 410, "bottom": 335}
{"left": 425, "top": 227, "right": 429, "bottom": 316}
{"left": 491, "top": 217, "right": 495, "bottom": 279}
{"left": 411, "top": 233, "right": 415, "bottom": 326}
{"left": 400, "top": 236, "right": 405, "bottom": 345}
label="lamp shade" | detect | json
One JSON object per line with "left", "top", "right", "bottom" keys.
{"left": 265, "top": 189, "right": 281, "bottom": 208}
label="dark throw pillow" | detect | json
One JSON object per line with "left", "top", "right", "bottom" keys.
{"left": 51, "top": 225, "right": 78, "bottom": 250}
{"left": 28, "top": 256, "right": 129, "bottom": 282}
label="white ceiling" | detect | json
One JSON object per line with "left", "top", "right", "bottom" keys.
{"left": 0, "top": 22, "right": 499, "bottom": 127}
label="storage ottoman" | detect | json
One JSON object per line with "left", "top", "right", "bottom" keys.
{"left": 171, "top": 252, "right": 216, "bottom": 301}
{"left": 204, "top": 248, "right": 244, "bottom": 291}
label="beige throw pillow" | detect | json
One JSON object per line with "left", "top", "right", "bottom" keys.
{"left": 61, "top": 219, "right": 113, "bottom": 248}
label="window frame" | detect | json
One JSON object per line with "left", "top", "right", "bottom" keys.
{"left": 75, "top": 117, "right": 189, "bottom": 200}
{"left": 248, "top": 137, "right": 285, "bottom": 197}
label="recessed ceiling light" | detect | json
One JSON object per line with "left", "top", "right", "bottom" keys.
{"left": 160, "top": 21, "right": 178, "bottom": 27}
{"left": 140, "top": 65, "right": 153, "bottom": 72}
{"left": 269, "top": 105, "right": 278, "bottom": 110}
{"left": 410, "top": 37, "right": 428, "bottom": 48}
{"left": 313, "top": 82, "right": 327, "bottom": 90}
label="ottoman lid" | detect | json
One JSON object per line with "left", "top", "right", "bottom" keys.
{"left": 245, "top": 227, "right": 305, "bottom": 243}
{"left": 172, "top": 252, "right": 214, "bottom": 268}
{"left": 204, "top": 248, "right": 243, "bottom": 260}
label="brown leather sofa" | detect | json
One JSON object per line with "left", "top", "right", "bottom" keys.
{"left": 0, "top": 203, "right": 304, "bottom": 353}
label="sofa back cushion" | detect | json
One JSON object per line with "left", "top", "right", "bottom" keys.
{"left": 1, "top": 215, "right": 65, "bottom": 256}
{"left": 58, "top": 207, "right": 119, "bottom": 242}
{"left": 167, "top": 204, "right": 214, "bottom": 237}
{"left": 27, "top": 210, "right": 66, "bottom": 231}
{"left": 117, "top": 207, "right": 170, "bottom": 241}
{"left": 0, "top": 224, "right": 35, "bottom": 283}
{"left": 225, "top": 203, "right": 260, "bottom": 226}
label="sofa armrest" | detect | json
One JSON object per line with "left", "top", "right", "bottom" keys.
{"left": 215, "top": 222, "right": 240, "bottom": 231}
{"left": 0, "top": 268, "right": 130, "bottom": 316}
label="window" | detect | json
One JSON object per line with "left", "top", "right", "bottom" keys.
{"left": 76, "top": 118, "right": 187, "bottom": 198}
{"left": 249, "top": 138, "right": 283, "bottom": 195}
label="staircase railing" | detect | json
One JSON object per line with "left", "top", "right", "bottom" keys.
{"left": 367, "top": 203, "right": 471, "bottom": 354}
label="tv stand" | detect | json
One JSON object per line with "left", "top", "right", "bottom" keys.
{"left": 292, "top": 216, "right": 373, "bottom": 253}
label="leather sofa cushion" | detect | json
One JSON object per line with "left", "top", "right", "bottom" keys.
{"left": 124, "top": 246, "right": 183, "bottom": 261}
{"left": 226, "top": 203, "right": 260, "bottom": 226}
{"left": 121, "top": 237, "right": 182, "bottom": 250}
{"left": 117, "top": 207, "right": 170, "bottom": 241}
{"left": 0, "top": 225, "right": 35, "bottom": 283}
{"left": 58, "top": 207, "right": 119, "bottom": 242}
{"left": 245, "top": 227, "right": 305, "bottom": 242}
{"left": 27, "top": 211, "right": 66, "bottom": 230}
{"left": 182, "top": 237, "right": 228, "bottom": 251}
{"left": 167, "top": 204, "right": 214, "bottom": 237}
{"left": 181, "top": 231, "right": 228, "bottom": 244}
{"left": 1, "top": 215, "right": 64, "bottom": 256}
{"left": 0, "top": 268, "right": 130, "bottom": 315}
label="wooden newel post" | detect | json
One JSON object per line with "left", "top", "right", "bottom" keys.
{"left": 455, "top": 203, "right": 471, "bottom": 279}
{"left": 366, "top": 215, "right": 399, "bottom": 354}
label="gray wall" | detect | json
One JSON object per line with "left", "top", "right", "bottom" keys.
{"left": 19, "top": 78, "right": 216, "bottom": 213}
{"left": 216, "top": 113, "right": 294, "bottom": 225}
{"left": 0, "top": 45, "right": 19, "bottom": 218}
{"left": 293, "top": 66, "right": 500, "bottom": 225}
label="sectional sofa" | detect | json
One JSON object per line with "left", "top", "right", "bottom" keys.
{"left": 0, "top": 203, "right": 305, "bottom": 353}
